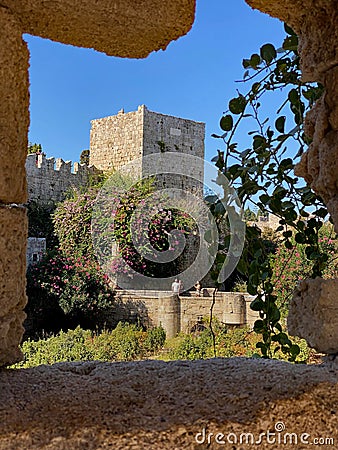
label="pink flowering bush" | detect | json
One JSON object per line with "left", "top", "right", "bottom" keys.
{"left": 93, "top": 179, "right": 197, "bottom": 279}
{"left": 26, "top": 178, "right": 196, "bottom": 337}
{"left": 26, "top": 251, "right": 116, "bottom": 336}
{"left": 52, "top": 187, "right": 99, "bottom": 258}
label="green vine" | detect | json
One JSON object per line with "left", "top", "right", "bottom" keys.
{"left": 212, "top": 24, "right": 332, "bottom": 361}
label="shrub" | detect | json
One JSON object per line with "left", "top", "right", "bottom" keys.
{"left": 168, "top": 329, "right": 214, "bottom": 361}
{"left": 26, "top": 251, "right": 116, "bottom": 335}
{"left": 92, "top": 175, "right": 197, "bottom": 280}
{"left": 53, "top": 187, "right": 99, "bottom": 259}
{"left": 270, "top": 223, "right": 338, "bottom": 317}
{"left": 13, "top": 323, "right": 167, "bottom": 368}
{"left": 142, "top": 325, "right": 166, "bottom": 353}
{"left": 88, "top": 322, "right": 141, "bottom": 361}
{"left": 15, "top": 327, "right": 93, "bottom": 367}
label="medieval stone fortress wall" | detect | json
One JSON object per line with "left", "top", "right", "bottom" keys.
{"left": 26, "top": 106, "right": 206, "bottom": 205}
{"left": 26, "top": 152, "right": 96, "bottom": 205}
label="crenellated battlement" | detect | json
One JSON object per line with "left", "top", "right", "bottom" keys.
{"left": 26, "top": 153, "right": 99, "bottom": 205}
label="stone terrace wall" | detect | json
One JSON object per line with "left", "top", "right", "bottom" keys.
{"left": 26, "top": 153, "right": 95, "bottom": 205}
{"left": 180, "top": 291, "right": 259, "bottom": 333}
{"left": 112, "top": 290, "right": 259, "bottom": 338}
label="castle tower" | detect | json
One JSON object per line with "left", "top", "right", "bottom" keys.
{"left": 89, "top": 105, "right": 205, "bottom": 193}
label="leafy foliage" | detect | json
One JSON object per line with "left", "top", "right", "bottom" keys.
{"left": 13, "top": 324, "right": 166, "bottom": 368}
{"left": 27, "top": 200, "right": 58, "bottom": 248}
{"left": 27, "top": 142, "right": 43, "bottom": 155}
{"left": 270, "top": 223, "right": 338, "bottom": 317}
{"left": 93, "top": 176, "right": 197, "bottom": 279}
{"left": 53, "top": 187, "right": 99, "bottom": 259}
{"left": 212, "top": 25, "right": 333, "bottom": 360}
{"left": 26, "top": 251, "right": 116, "bottom": 333}
{"left": 80, "top": 149, "right": 90, "bottom": 165}
{"left": 164, "top": 319, "right": 313, "bottom": 363}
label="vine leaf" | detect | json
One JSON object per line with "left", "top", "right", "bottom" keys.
{"left": 275, "top": 116, "right": 286, "bottom": 133}
{"left": 229, "top": 95, "right": 247, "bottom": 115}
{"left": 260, "top": 43, "right": 277, "bottom": 64}
{"left": 220, "top": 115, "right": 233, "bottom": 132}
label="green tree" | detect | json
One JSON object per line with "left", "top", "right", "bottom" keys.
{"left": 27, "top": 200, "right": 58, "bottom": 248}
{"left": 243, "top": 207, "right": 256, "bottom": 221}
{"left": 27, "top": 142, "right": 43, "bottom": 155}
{"left": 80, "top": 149, "right": 90, "bottom": 165}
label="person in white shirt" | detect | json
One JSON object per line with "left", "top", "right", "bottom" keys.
{"left": 171, "top": 278, "right": 181, "bottom": 294}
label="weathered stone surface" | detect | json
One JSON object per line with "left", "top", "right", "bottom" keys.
{"left": 325, "top": 66, "right": 338, "bottom": 131}
{"left": 90, "top": 105, "right": 205, "bottom": 188}
{"left": 295, "top": 85, "right": 338, "bottom": 232}
{"left": 245, "top": 0, "right": 338, "bottom": 81}
{"left": 0, "top": 207, "right": 27, "bottom": 366}
{"left": 288, "top": 278, "right": 338, "bottom": 354}
{"left": 3, "top": 0, "right": 196, "bottom": 58}
{"left": 0, "top": 7, "right": 29, "bottom": 204}
{"left": 0, "top": 358, "right": 337, "bottom": 449}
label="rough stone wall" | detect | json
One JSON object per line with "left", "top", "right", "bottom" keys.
{"left": 89, "top": 107, "right": 144, "bottom": 173}
{"left": 3, "top": 0, "right": 196, "bottom": 59}
{"left": 0, "top": 8, "right": 29, "bottom": 367}
{"left": 142, "top": 107, "right": 205, "bottom": 194}
{"left": 26, "top": 153, "right": 94, "bottom": 205}
{"left": 0, "top": 207, "right": 27, "bottom": 366}
{"left": 90, "top": 105, "right": 205, "bottom": 195}
{"left": 0, "top": 8, "right": 29, "bottom": 205}
{"left": 1, "top": 358, "right": 337, "bottom": 449}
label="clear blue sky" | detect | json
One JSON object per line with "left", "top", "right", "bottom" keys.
{"left": 26, "top": 0, "right": 285, "bottom": 165}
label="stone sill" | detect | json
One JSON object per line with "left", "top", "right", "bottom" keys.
{"left": 0, "top": 357, "right": 337, "bottom": 449}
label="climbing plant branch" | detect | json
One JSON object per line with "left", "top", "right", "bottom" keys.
{"left": 211, "top": 24, "right": 335, "bottom": 361}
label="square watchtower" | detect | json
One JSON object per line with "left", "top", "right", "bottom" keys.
{"left": 89, "top": 105, "right": 205, "bottom": 194}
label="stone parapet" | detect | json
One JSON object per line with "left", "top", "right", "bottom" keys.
{"left": 26, "top": 153, "right": 98, "bottom": 205}
{"left": 0, "top": 359, "right": 337, "bottom": 448}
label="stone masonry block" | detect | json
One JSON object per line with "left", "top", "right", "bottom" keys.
{"left": 246, "top": 0, "right": 338, "bottom": 81}
{"left": 0, "top": 206, "right": 27, "bottom": 366}
{"left": 288, "top": 277, "right": 338, "bottom": 354}
{"left": 4, "top": 0, "right": 196, "bottom": 59}
{"left": 0, "top": 8, "right": 29, "bottom": 204}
